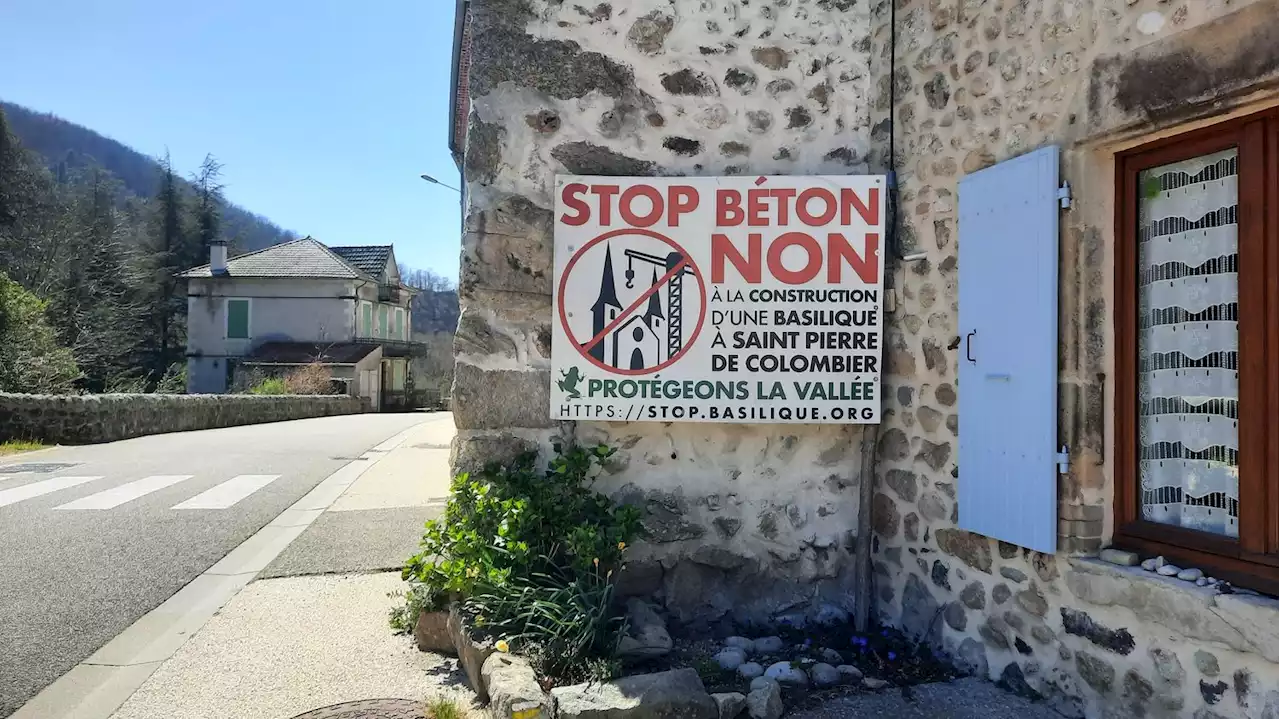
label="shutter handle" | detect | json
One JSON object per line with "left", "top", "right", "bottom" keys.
{"left": 965, "top": 330, "right": 977, "bottom": 364}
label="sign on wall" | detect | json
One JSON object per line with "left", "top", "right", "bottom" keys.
{"left": 551, "top": 175, "right": 886, "bottom": 424}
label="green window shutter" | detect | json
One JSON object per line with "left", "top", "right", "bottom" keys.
{"left": 227, "top": 300, "right": 250, "bottom": 339}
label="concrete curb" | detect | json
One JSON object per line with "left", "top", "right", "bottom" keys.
{"left": 10, "top": 421, "right": 425, "bottom": 719}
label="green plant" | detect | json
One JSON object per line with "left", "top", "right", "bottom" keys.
{"left": 423, "top": 694, "right": 468, "bottom": 719}
{"left": 388, "top": 582, "right": 445, "bottom": 634}
{"left": 0, "top": 439, "right": 45, "bottom": 456}
{"left": 400, "top": 443, "right": 641, "bottom": 684}
{"left": 247, "top": 376, "right": 288, "bottom": 395}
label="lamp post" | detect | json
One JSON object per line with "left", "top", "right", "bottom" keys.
{"left": 420, "top": 174, "right": 462, "bottom": 193}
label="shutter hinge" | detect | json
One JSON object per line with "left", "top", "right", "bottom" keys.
{"left": 1057, "top": 182, "right": 1072, "bottom": 209}
{"left": 1055, "top": 445, "right": 1071, "bottom": 475}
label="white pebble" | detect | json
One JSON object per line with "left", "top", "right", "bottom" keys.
{"left": 1140, "top": 558, "right": 1159, "bottom": 571}
{"left": 1196, "top": 577, "right": 1208, "bottom": 587}
{"left": 863, "top": 677, "right": 889, "bottom": 690}
{"left": 1156, "top": 564, "right": 1180, "bottom": 576}
{"left": 1177, "top": 567, "right": 1203, "bottom": 582}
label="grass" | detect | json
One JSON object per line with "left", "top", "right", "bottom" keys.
{"left": 0, "top": 439, "right": 45, "bottom": 457}
{"left": 423, "top": 695, "right": 469, "bottom": 719}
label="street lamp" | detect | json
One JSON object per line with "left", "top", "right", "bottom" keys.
{"left": 420, "top": 174, "right": 462, "bottom": 193}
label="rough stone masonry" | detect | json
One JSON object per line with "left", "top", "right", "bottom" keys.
{"left": 450, "top": 1, "right": 1279, "bottom": 717}
{"left": 452, "top": 0, "right": 877, "bottom": 630}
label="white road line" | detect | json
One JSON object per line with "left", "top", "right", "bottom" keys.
{"left": 54, "top": 475, "right": 194, "bottom": 511}
{"left": 171, "top": 474, "right": 282, "bottom": 510}
{"left": 0, "top": 476, "right": 105, "bottom": 508}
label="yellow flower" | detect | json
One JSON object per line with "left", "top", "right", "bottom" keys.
{"left": 593, "top": 557, "right": 600, "bottom": 568}
{"left": 617, "top": 541, "right": 626, "bottom": 551}
{"left": 495, "top": 639, "right": 510, "bottom": 653}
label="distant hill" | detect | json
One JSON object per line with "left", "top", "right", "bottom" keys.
{"left": 1, "top": 101, "right": 294, "bottom": 252}
{"left": 411, "top": 289, "right": 460, "bottom": 334}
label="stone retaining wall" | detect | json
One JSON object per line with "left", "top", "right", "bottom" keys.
{"left": 0, "top": 393, "right": 365, "bottom": 445}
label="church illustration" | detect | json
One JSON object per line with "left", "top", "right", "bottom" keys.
{"left": 590, "top": 244, "right": 667, "bottom": 370}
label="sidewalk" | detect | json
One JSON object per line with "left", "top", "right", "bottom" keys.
{"left": 104, "top": 413, "right": 476, "bottom": 719}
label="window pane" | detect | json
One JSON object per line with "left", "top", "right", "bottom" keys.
{"left": 227, "top": 300, "right": 249, "bottom": 339}
{"left": 1137, "top": 148, "right": 1239, "bottom": 538}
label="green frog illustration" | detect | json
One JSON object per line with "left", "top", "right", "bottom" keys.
{"left": 557, "top": 367, "right": 584, "bottom": 400}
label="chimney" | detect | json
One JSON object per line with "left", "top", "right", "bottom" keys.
{"left": 210, "top": 238, "right": 228, "bottom": 275}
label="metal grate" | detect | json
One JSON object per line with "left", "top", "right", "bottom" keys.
{"left": 290, "top": 699, "right": 425, "bottom": 719}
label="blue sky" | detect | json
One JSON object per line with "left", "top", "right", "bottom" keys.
{"left": 0, "top": 0, "right": 461, "bottom": 278}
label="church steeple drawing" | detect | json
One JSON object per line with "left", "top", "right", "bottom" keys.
{"left": 589, "top": 244, "right": 622, "bottom": 363}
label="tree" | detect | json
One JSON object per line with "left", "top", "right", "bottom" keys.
{"left": 0, "top": 270, "right": 80, "bottom": 393}
{"left": 137, "top": 152, "right": 194, "bottom": 388}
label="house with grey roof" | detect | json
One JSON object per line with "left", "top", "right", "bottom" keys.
{"left": 179, "top": 236, "right": 421, "bottom": 410}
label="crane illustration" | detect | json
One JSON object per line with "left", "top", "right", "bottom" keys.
{"left": 623, "top": 249, "right": 694, "bottom": 358}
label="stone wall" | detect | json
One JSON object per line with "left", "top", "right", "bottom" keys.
{"left": 453, "top": 0, "right": 1279, "bottom": 715}
{"left": 0, "top": 393, "right": 365, "bottom": 445}
{"left": 868, "top": 0, "right": 1278, "bottom": 717}
{"left": 453, "top": 0, "right": 877, "bottom": 628}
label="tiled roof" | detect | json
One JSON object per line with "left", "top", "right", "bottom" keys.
{"left": 241, "top": 341, "right": 379, "bottom": 365}
{"left": 179, "top": 238, "right": 370, "bottom": 279}
{"left": 329, "top": 245, "right": 394, "bottom": 279}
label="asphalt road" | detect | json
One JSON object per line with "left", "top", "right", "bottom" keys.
{"left": 0, "top": 412, "right": 430, "bottom": 718}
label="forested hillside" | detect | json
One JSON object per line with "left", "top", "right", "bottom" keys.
{"left": 0, "top": 104, "right": 270, "bottom": 392}
{"left": 1, "top": 102, "right": 294, "bottom": 253}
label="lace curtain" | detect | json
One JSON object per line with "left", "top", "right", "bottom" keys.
{"left": 1137, "top": 147, "right": 1240, "bottom": 538}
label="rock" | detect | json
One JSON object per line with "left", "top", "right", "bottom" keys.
{"left": 725, "top": 636, "right": 754, "bottom": 654}
{"left": 615, "top": 561, "right": 664, "bottom": 598}
{"left": 1000, "top": 567, "right": 1028, "bottom": 583}
{"left": 903, "top": 574, "right": 941, "bottom": 641}
{"left": 716, "top": 648, "right": 747, "bottom": 671}
{"left": 626, "top": 11, "right": 673, "bottom": 55}
{"left": 482, "top": 652, "right": 553, "bottom": 719}
{"left": 1076, "top": 652, "right": 1116, "bottom": 694}
{"left": 749, "top": 676, "right": 777, "bottom": 693}
{"left": 712, "top": 692, "right": 746, "bottom": 719}
{"left": 448, "top": 605, "right": 496, "bottom": 700}
{"left": 738, "top": 662, "right": 764, "bottom": 680}
{"left": 957, "top": 637, "right": 989, "bottom": 677}
{"left": 872, "top": 493, "right": 900, "bottom": 538}
{"left": 764, "top": 661, "right": 808, "bottom": 687}
{"left": 751, "top": 46, "right": 791, "bottom": 70}
{"left": 617, "top": 598, "right": 673, "bottom": 661}
{"left": 999, "top": 662, "right": 1040, "bottom": 700}
{"left": 1196, "top": 577, "right": 1209, "bottom": 587}
{"left": 1099, "top": 548, "right": 1140, "bottom": 566}
{"left": 412, "top": 610, "right": 454, "bottom": 655}
{"left": 979, "top": 618, "right": 1010, "bottom": 649}
{"left": 662, "top": 69, "right": 717, "bottom": 96}
{"left": 753, "top": 636, "right": 784, "bottom": 655}
{"left": 1060, "top": 607, "right": 1135, "bottom": 655}
{"left": 944, "top": 602, "right": 967, "bottom": 631}
{"left": 1141, "top": 556, "right": 1165, "bottom": 571}
{"left": 992, "top": 584, "right": 1012, "bottom": 604}
{"left": 1157, "top": 564, "right": 1180, "bottom": 576}
{"left": 810, "top": 663, "right": 840, "bottom": 688}
{"left": 1030, "top": 624, "right": 1054, "bottom": 644}
{"left": 960, "top": 581, "right": 986, "bottom": 610}
{"left": 885, "top": 469, "right": 918, "bottom": 502}
{"left": 862, "top": 677, "right": 890, "bottom": 690}
{"left": 1177, "top": 567, "right": 1204, "bottom": 582}
{"left": 935, "top": 529, "right": 992, "bottom": 573}
{"left": 819, "top": 648, "right": 843, "bottom": 664}
{"left": 1150, "top": 647, "right": 1185, "bottom": 685}
{"left": 1195, "top": 650, "right": 1220, "bottom": 677}
{"left": 1016, "top": 587, "right": 1048, "bottom": 617}
{"left": 837, "top": 665, "right": 863, "bottom": 682}
{"left": 746, "top": 680, "right": 783, "bottom": 719}
{"left": 552, "top": 668, "right": 717, "bottom": 719}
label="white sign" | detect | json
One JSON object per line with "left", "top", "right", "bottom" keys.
{"left": 551, "top": 175, "right": 885, "bottom": 424}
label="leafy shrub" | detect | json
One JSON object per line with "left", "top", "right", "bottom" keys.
{"left": 248, "top": 377, "right": 288, "bottom": 395}
{"left": 388, "top": 581, "right": 445, "bottom": 634}
{"left": 401, "top": 444, "right": 641, "bottom": 684}
{"left": 0, "top": 271, "right": 81, "bottom": 393}
{"left": 283, "top": 362, "right": 333, "bottom": 395}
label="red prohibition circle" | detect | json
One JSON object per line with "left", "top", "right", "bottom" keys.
{"left": 557, "top": 227, "right": 707, "bottom": 376}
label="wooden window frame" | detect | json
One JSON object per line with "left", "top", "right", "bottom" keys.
{"left": 1113, "top": 108, "right": 1278, "bottom": 595}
